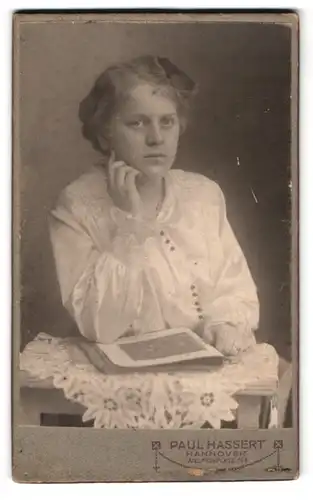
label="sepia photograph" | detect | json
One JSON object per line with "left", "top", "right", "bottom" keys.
{"left": 13, "top": 12, "right": 298, "bottom": 482}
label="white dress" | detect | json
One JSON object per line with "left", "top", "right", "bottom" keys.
{"left": 49, "top": 165, "right": 259, "bottom": 344}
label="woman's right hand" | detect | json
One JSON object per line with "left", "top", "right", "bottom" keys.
{"left": 202, "top": 321, "right": 256, "bottom": 356}
{"left": 107, "top": 151, "right": 143, "bottom": 217}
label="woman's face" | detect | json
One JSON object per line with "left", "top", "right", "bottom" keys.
{"left": 109, "top": 82, "right": 180, "bottom": 180}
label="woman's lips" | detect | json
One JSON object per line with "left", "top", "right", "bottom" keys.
{"left": 144, "top": 153, "right": 166, "bottom": 158}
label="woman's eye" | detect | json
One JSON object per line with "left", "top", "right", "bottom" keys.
{"left": 127, "top": 119, "right": 144, "bottom": 129}
{"left": 160, "top": 116, "right": 175, "bottom": 128}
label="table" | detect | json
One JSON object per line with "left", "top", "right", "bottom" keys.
{"left": 18, "top": 333, "right": 291, "bottom": 430}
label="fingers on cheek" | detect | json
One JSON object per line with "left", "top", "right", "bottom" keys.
{"left": 116, "top": 167, "right": 128, "bottom": 191}
{"left": 109, "top": 163, "right": 121, "bottom": 188}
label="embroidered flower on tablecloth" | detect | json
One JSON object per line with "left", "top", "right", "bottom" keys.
{"left": 200, "top": 392, "right": 215, "bottom": 407}
{"left": 82, "top": 396, "right": 136, "bottom": 428}
{"left": 81, "top": 380, "right": 157, "bottom": 428}
{"left": 168, "top": 388, "right": 238, "bottom": 429}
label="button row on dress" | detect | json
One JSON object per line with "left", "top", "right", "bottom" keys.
{"left": 160, "top": 230, "right": 175, "bottom": 251}
{"left": 190, "top": 284, "right": 204, "bottom": 320}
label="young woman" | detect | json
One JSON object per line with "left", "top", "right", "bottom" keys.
{"left": 49, "top": 55, "right": 259, "bottom": 356}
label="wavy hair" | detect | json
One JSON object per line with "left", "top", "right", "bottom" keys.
{"left": 78, "top": 55, "right": 198, "bottom": 155}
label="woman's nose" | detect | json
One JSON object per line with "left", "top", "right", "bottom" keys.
{"left": 146, "top": 123, "right": 164, "bottom": 146}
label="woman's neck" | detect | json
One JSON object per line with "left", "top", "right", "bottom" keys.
{"left": 137, "top": 175, "right": 165, "bottom": 217}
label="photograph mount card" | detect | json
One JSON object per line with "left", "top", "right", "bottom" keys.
{"left": 12, "top": 12, "right": 299, "bottom": 482}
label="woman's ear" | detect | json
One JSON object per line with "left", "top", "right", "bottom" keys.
{"left": 97, "top": 133, "right": 111, "bottom": 155}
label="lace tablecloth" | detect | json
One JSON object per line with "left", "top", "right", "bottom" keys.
{"left": 20, "top": 333, "right": 278, "bottom": 429}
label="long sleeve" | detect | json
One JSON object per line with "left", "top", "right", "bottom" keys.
{"left": 49, "top": 189, "right": 145, "bottom": 344}
{"left": 207, "top": 186, "right": 260, "bottom": 331}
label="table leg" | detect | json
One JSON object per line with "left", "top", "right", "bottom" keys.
{"left": 236, "top": 395, "right": 262, "bottom": 429}
{"left": 19, "top": 389, "right": 41, "bottom": 425}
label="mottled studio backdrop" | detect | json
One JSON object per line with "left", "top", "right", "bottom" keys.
{"left": 18, "top": 21, "right": 291, "bottom": 358}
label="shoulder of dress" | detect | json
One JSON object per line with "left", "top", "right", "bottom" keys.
{"left": 170, "top": 169, "right": 222, "bottom": 202}
{"left": 55, "top": 166, "right": 110, "bottom": 212}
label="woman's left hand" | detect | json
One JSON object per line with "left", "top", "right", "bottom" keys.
{"left": 203, "top": 323, "right": 256, "bottom": 356}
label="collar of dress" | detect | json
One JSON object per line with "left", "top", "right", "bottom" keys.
{"left": 109, "top": 172, "right": 179, "bottom": 228}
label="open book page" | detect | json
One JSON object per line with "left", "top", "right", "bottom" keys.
{"left": 95, "top": 328, "right": 224, "bottom": 369}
